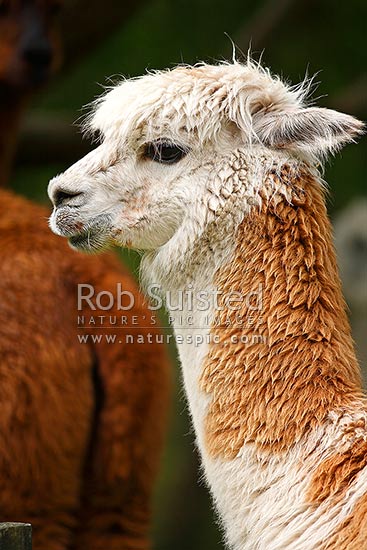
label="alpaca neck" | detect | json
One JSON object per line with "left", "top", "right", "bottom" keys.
{"left": 145, "top": 157, "right": 361, "bottom": 460}
{"left": 144, "top": 161, "right": 363, "bottom": 549}
{"left": 0, "top": 88, "right": 26, "bottom": 187}
{"left": 201, "top": 167, "right": 361, "bottom": 459}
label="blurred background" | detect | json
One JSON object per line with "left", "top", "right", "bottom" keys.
{"left": 5, "top": 0, "right": 367, "bottom": 547}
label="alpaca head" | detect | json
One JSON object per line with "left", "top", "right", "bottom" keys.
{"left": 48, "top": 61, "right": 363, "bottom": 254}
{"left": 0, "top": 0, "right": 63, "bottom": 90}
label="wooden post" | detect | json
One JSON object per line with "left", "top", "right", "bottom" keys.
{"left": 0, "top": 523, "right": 32, "bottom": 550}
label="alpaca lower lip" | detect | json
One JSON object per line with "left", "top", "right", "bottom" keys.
{"left": 68, "top": 222, "right": 112, "bottom": 252}
{"left": 68, "top": 228, "right": 105, "bottom": 251}
{"left": 69, "top": 230, "right": 91, "bottom": 246}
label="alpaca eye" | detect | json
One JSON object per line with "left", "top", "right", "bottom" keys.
{"left": 144, "top": 141, "right": 188, "bottom": 164}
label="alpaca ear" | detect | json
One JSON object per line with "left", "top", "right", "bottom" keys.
{"left": 252, "top": 107, "right": 365, "bottom": 158}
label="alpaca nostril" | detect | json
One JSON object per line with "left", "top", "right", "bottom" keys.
{"left": 53, "top": 189, "right": 84, "bottom": 208}
{"left": 22, "top": 45, "right": 53, "bottom": 69}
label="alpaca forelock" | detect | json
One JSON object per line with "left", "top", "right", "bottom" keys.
{"left": 85, "top": 60, "right": 363, "bottom": 161}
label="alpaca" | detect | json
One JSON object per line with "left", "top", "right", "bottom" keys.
{"left": 48, "top": 61, "right": 365, "bottom": 549}
{"left": 0, "top": 189, "right": 170, "bottom": 550}
{"left": 335, "top": 200, "right": 367, "bottom": 371}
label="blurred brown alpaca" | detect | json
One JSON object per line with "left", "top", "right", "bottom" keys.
{"left": 0, "top": 2, "right": 170, "bottom": 549}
